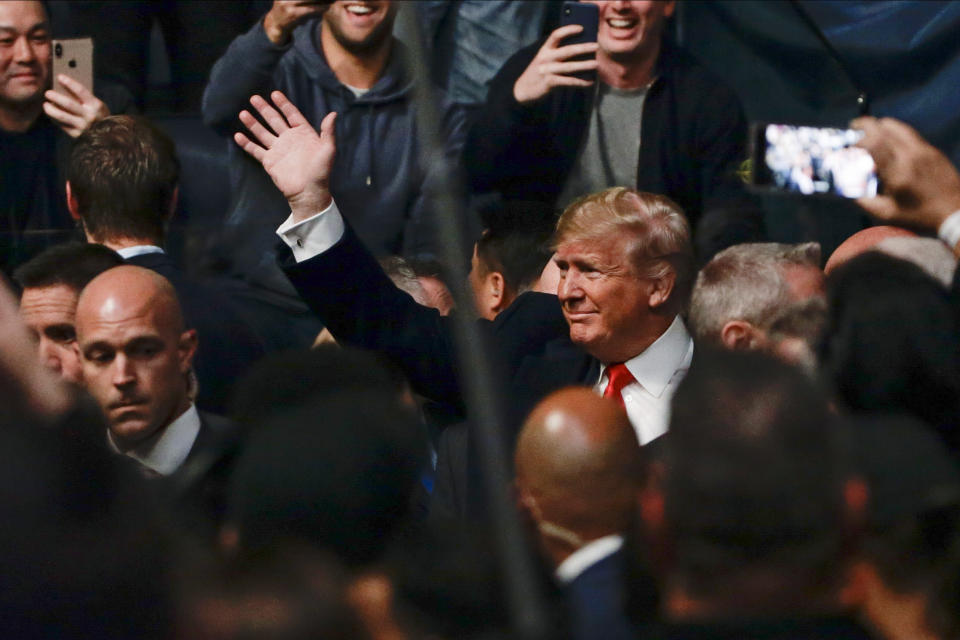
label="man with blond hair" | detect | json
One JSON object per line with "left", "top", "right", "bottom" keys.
{"left": 234, "top": 93, "right": 696, "bottom": 449}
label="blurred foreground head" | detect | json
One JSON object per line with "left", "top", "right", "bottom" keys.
{"left": 645, "top": 348, "right": 858, "bottom": 619}
{"left": 515, "top": 387, "right": 644, "bottom": 568}
{"left": 226, "top": 390, "right": 427, "bottom": 567}
{"left": 822, "top": 251, "right": 960, "bottom": 452}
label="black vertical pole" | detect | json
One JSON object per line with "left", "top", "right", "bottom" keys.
{"left": 395, "top": 5, "right": 552, "bottom": 640}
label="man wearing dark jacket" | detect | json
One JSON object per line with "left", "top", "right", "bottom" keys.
{"left": 202, "top": 1, "right": 469, "bottom": 299}
{"left": 463, "top": 0, "right": 764, "bottom": 261}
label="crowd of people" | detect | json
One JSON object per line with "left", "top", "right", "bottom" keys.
{"left": 2, "top": 1, "right": 960, "bottom": 638}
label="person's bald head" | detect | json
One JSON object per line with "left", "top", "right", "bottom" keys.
{"left": 515, "top": 387, "right": 644, "bottom": 551}
{"left": 75, "top": 266, "right": 197, "bottom": 451}
{"left": 824, "top": 226, "right": 915, "bottom": 275}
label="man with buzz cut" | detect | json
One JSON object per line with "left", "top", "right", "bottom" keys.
{"left": 463, "top": 0, "right": 764, "bottom": 261}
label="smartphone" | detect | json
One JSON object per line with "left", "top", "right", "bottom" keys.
{"left": 750, "top": 122, "right": 879, "bottom": 198}
{"left": 559, "top": 1, "right": 599, "bottom": 80}
{"left": 52, "top": 38, "right": 94, "bottom": 95}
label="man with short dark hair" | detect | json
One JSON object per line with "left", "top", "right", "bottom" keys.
{"left": 0, "top": 0, "right": 112, "bottom": 274}
{"left": 469, "top": 201, "right": 556, "bottom": 320}
{"left": 68, "top": 115, "right": 267, "bottom": 413}
{"left": 13, "top": 242, "right": 123, "bottom": 383}
{"left": 637, "top": 348, "right": 873, "bottom": 637}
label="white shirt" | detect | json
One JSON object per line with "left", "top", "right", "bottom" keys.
{"left": 107, "top": 404, "right": 201, "bottom": 476}
{"left": 276, "top": 200, "right": 344, "bottom": 263}
{"left": 595, "top": 315, "right": 694, "bottom": 445}
{"left": 116, "top": 244, "right": 165, "bottom": 259}
{"left": 554, "top": 534, "right": 624, "bottom": 585}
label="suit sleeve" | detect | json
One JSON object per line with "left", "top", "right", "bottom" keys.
{"left": 281, "top": 227, "right": 466, "bottom": 410}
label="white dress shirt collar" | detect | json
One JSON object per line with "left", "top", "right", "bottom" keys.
{"left": 116, "top": 244, "right": 165, "bottom": 259}
{"left": 555, "top": 534, "right": 624, "bottom": 585}
{"left": 108, "top": 404, "right": 201, "bottom": 476}
{"left": 600, "top": 315, "right": 692, "bottom": 398}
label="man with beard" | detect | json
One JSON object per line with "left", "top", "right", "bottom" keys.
{"left": 203, "top": 1, "right": 468, "bottom": 321}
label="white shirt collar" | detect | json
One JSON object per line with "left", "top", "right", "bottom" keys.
{"left": 601, "top": 315, "right": 692, "bottom": 398}
{"left": 116, "top": 244, "right": 165, "bottom": 259}
{"left": 108, "top": 404, "right": 201, "bottom": 476}
{"left": 555, "top": 534, "right": 624, "bottom": 585}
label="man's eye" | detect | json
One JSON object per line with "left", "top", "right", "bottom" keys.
{"left": 0, "top": 39, "right": 13, "bottom": 47}
{"left": 87, "top": 351, "right": 112, "bottom": 364}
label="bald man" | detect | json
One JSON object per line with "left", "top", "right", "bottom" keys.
{"left": 514, "top": 387, "right": 643, "bottom": 640}
{"left": 75, "top": 266, "right": 235, "bottom": 486}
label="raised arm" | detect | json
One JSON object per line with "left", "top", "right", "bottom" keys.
{"left": 234, "top": 91, "right": 468, "bottom": 407}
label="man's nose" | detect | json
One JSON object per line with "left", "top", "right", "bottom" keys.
{"left": 38, "top": 338, "right": 62, "bottom": 374}
{"left": 558, "top": 270, "right": 583, "bottom": 301}
{"left": 112, "top": 354, "right": 136, "bottom": 388}
{"left": 12, "top": 36, "right": 37, "bottom": 63}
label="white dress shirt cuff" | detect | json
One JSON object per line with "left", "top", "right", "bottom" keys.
{"left": 275, "top": 199, "right": 345, "bottom": 263}
{"left": 937, "top": 209, "right": 960, "bottom": 251}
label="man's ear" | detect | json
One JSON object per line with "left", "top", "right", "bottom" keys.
{"left": 178, "top": 328, "right": 198, "bottom": 374}
{"left": 65, "top": 181, "right": 82, "bottom": 222}
{"left": 648, "top": 270, "right": 676, "bottom": 309}
{"left": 487, "top": 271, "right": 508, "bottom": 313}
{"left": 720, "top": 320, "right": 765, "bottom": 350}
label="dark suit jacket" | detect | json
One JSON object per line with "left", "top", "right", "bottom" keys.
{"left": 281, "top": 227, "right": 593, "bottom": 419}
{"left": 167, "top": 410, "right": 241, "bottom": 537}
{"left": 281, "top": 227, "right": 596, "bottom": 516}
{"left": 564, "top": 548, "right": 635, "bottom": 640}
{"left": 125, "top": 251, "right": 267, "bottom": 414}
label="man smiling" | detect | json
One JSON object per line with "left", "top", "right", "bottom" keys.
{"left": 464, "top": 0, "right": 764, "bottom": 261}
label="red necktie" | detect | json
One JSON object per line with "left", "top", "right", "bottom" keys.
{"left": 602, "top": 363, "right": 635, "bottom": 408}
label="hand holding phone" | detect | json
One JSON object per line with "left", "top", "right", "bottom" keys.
{"left": 512, "top": 5, "right": 599, "bottom": 105}
{"left": 750, "top": 123, "right": 878, "bottom": 199}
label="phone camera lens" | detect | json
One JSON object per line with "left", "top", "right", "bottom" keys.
{"left": 54, "top": 43, "right": 62, "bottom": 57}
{"left": 68, "top": 60, "right": 76, "bottom": 68}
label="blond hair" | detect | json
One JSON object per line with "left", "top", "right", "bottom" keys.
{"left": 555, "top": 188, "right": 694, "bottom": 308}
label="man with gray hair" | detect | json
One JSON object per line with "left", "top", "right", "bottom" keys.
{"left": 688, "top": 242, "right": 825, "bottom": 365}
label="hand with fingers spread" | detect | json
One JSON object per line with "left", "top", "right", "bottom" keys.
{"left": 512, "top": 24, "right": 599, "bottom": 104}
{"left": 263, "top": 0, "right": 330, "bottom": 46}
{"left": 234, "top": 90, "right": 337, "bottom": 223}
{"left": 854, "top": 116, "right": 960, "bottom": 234}
{"left": 42, "top": 74, "right": 109, "bottom": 138}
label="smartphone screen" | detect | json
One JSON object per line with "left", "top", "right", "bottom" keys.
{"left": 751, "top": 123, "right": 879, "bottom": 199}
{"left": 52, "top": 38, "right": 94, "bottom": 95}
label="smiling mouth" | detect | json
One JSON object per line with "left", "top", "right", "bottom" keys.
{"left": 607, "top": 18, "right": 638, "bottom": 29}
{"left": 345, "top": 3, "right": 375, "bottom": 16}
